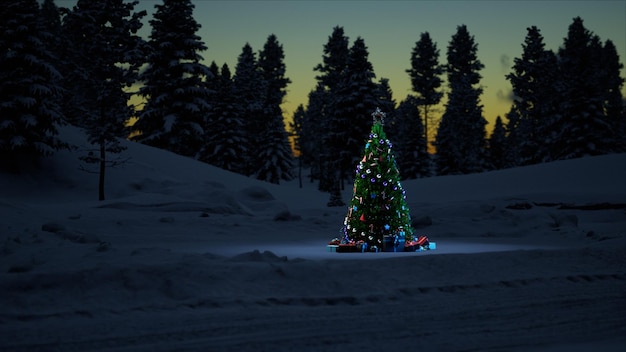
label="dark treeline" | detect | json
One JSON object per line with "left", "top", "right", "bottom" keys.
{"left": 292, "top": 19, "right": 625, "bottom": 202}
{"left": 1, "top": 0, "right": 624, "bottom": 202}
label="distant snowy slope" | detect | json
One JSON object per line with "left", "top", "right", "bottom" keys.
{"left": 404, "top": 153, "right": 626, "bottom": 204}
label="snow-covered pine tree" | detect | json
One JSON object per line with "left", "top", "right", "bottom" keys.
{"left": 332, "top": 37, "right": 380, "bottom": 190}
{"left": 197, "top": 63, "right": 247, "bottom": 174}
{"left": 302, "top": 83, "right": 327, "bottom": 185}
{"left": 550, "top": 17, "right": 616, "bottom": 160}
{"left": 0, "top": 0, "right": 66, "bottom": 172}
{"left": 407, "top": 31, "right": 444, "bottom": 148}
{"left": 255, "top": 34, "right": 294, "bottom": 184}
{"left": 132, "top": 0, "right": 212, "bottom": 157}
{"left": 233, "top": 43, "right": 266, "bottom": 176}
{"left": 62, "top": 0, "right": 146, "bottom": 201}
{"left": 506, "top": 26, "right": 560, "bottom": 165}
{"left": 342, "top": 108, "right": 413, "bottom": 249}
{"left": 435, "top": 25, "right": 487, "bottom": 175}
{"left": 313, "top": 26, "right": 349, "bottom": 192}
{"left": 393, "top": 96, "right": 430, "bottom": 179}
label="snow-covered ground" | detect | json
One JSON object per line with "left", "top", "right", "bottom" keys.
{"left": 1, "top": 126, "right": 625, "bottom": 351}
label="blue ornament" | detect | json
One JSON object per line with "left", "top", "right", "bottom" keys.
{"left": 384, "top": 224, "right": 390, "bottom": 230}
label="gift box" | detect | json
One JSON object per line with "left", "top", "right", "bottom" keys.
{"left": 337, "top": 244, "right": 358, "bottom": 253}
{"left": 383, "top": 236, "right": 405, "bottom": 252}
{"left": 326, "top": 245, "right": 338, "bottom": 252}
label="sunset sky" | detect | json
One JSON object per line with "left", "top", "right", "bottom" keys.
{"left": 58, "top": 0, "right": 626, "bottom": 134}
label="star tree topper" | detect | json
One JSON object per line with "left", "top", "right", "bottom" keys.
{"left": 372, "top": 107, "right": 385, "bottom": 125}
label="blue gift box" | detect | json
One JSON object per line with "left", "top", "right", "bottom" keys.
{"left": 430, "top": 242, "right": 436, "bottom": 250}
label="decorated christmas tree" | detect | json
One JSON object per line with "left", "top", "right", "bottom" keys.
{"left": 342, "top": 108, "right": 414, "bottom": 250}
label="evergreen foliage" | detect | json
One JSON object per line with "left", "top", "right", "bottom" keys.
{"left": 332, "top": 37, "right": 380, "bottom": 184}
{"left": 506, "top": 26, "right": 560, "bottom": 165}
{"left": 342, "top": 108, "right": 413, "bottom": 249}
{"left": 256, "top": 34, "right": 294, "bottom": 184}
{"left": 0, "top": 0, "right": 66, "bottom": 172}
{"left": 435, "top": 25, "right": 487, "bottom": 175}
{"left": 301, "top": 83, "right": 327, "bottom": 185}
{"left": 232, "top": 43, "right": 266, "bottom": 176}
{"left": 62, "top": 0, "right": 146, "bottom": 200}
{"left": 549, "top": 17, "right": 617, "bottom": 160}
{"left": 197, "top": 64, "right": 247, "bottom": 174}
{"left": 393, "top": 96, "right": 430, "bottom": 179}
{"left": 313, "top": 26, "right": 350, "bottom": 192}
{"left": 375, "top": 78, "right": 397, "bottom": 121}
{"left": 488, "top": 116, "right": 508, "bottom": 170}
{"left": 407, "top": 32, "right": 444, "bottom": 146}
{"left": 289, "top": 104, "right": 306, "bottom": 188}
{"left": 598, "top": 40, "right": 625, "bottom": 152}
{"left": 132, "top": 0, "right": 212, "bottom": 157}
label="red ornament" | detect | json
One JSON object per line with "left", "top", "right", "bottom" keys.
{"left": 360, "top": 214, "right": 366, "bottom": 222}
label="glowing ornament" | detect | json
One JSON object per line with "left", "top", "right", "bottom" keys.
{"left": 384, "top": 224, "right": 390, "bottom": 230}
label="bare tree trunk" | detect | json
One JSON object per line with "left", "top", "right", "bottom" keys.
{"left": 99, "top": 140, "right": 105, "bottom": 201}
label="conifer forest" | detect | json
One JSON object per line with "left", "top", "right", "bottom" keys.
{"left": 1, "top": 0, "right": 624, "bottom": 199}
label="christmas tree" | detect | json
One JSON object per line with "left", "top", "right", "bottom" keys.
{"left": 342, "top": 108, "right": 414, "bottom": 250}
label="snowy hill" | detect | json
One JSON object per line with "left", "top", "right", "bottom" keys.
{"left": 1, "top": 125, "right": 625, "bottom": 351}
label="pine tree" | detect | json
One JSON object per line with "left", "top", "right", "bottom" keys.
{"left": 503, "top": 105, "right": 523, "bottom": 167}
{"left": 342, "top": 108, "right": 413, "bottom": 249}
{"left": 374, "top": 77, "right": 397, "bottom": 135}
{"left": 393, "top": 96, "right": 430, "bottom": 179}
{"left": 550, "top": 17, "right": 615, "bottom": 160}
{"left": 313, "top": 26, "right": 349, "bottom": 192}
{"left": 488, "top": 116, "right": 508, "bottom": 170}
{"left": 598, "top": 39, "right": 625, "bottom": 152}
{"left": 302, "top": 83, "right": 327, "bottom": 185}
{"left": 289, "top": 104, "right": 306, "bottom": 188}
{"left": 0, "top": 0, "right": 66, "bottom": 172}
{"left": 435, "top": 25, "right": 487, "bottom": 175}
{"left": 506, "top": 26, "right": 559, "bottom": 165}
{"left": 132, "top": 0, "right": 212, "bottom": 157}
{"left": 256, "top": 34, "right": 294, "bottom": 184}
{"left": 62, "top": 0, "right": 146, "bottom": 200}
{"left": 407, "top": 32, "right": 444, "bottom": 148}
{"left": 233, "top": 43, "right": 266, "bottom": 176}
{"left": 332, "top": 37, "right": 380, "bottom": 186}
{"left": 197, "top": 63, "right": 247, "bottom": 174}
